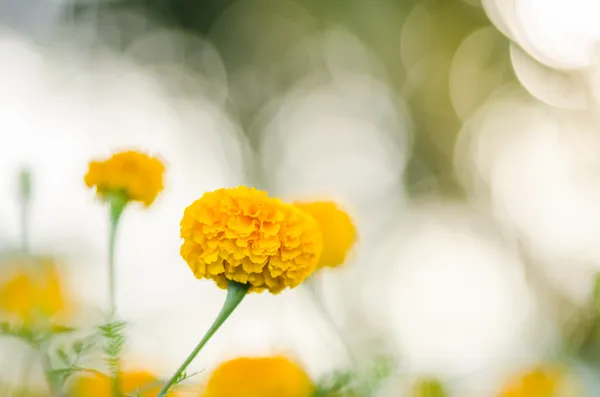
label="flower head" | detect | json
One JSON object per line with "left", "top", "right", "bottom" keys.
{"left": 0, "top": 257, "right": 69, "bottom": 325}
{"left": 498, "top": 365, "right": 580, "bottom": 397}
{"left": 294, "top": 201, "right": 357, "bottom": 269}
{"left": 202, "top": 356, "right": 314, "bottom": 397}
{"left": 71, "top": 370, "right": 179, "bottom": 397}
{"left": 180, "top": 186, "right": 323, "bottom": 294}
{"left": 84, "top": 150, "right": 165, "bottom": 206}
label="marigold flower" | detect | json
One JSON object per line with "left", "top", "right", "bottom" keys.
{"left": 180, "top": 186, "right": 323, "bottom": 293}
{"left": 0, "top": 258, "right": 69, "bottom": 325}
{"left": 84, "top": 150, "right": 165, "bottom": 206}
{"left": 202, "top": 356, "right": 314, "bottom": 397}
{"left": 294, "top": 201, "right": 357, "bottom": 269}
{"left": 71, "top": 370, "right": 179, "bottom": 397}
{"left": 498, "top": 365, "right": 581, "bottom": 397}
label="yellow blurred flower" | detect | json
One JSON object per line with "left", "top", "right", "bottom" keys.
{"left": 498, "top": 365, "right": 581, "bottom": 397}
{"left": 411, "top": 378, "right": 446, "bottom": 397}
{"left": 0, "top": 258, "right": 69, "bottom": 325}
{"left": 71, "top": 370, "right": 178, "bottom": 397}
{"left": 84, "top": 150, "right": 165, "bottom": 206}
{"left": 202, "top": 356, "right": 314, "bottom": 397}
{"left": 180, "top": 186, "right": 323, "bottom": 293}
{"left": 294, "top": 201, "right": 357, "bottom": 269}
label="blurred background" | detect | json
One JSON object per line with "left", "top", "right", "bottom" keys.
{"left": 2, "top": 0, "right": 600, "bottom": 396}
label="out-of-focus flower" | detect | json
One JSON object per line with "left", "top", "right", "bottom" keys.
{"left": 0, "top": 257, "right": 70, "bottom": 325}
{"left": 71, "top": 370, "right": 178, "bottom": 397}
{"left": 497, "top": 365, "right": 582, "bottom": 397}
{"left": 294, "top": 201, "right": 357, "bottom": 269}
{"left": 180, "top": 186, "right": 323, "bottom": 293}
{"left": 201, "top": 356, "right": 314, "bottom": 397}
{"left": 84, "top": 150, "right": 165, "bottom": 206}
{"left": 411, "top": 378, "right": 447, "bottom": 397}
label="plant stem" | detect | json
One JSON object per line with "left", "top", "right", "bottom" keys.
{"left": 20, "top": 197, "right": 30, "bottom": 253}
{"left": 156, "top": 281, "right": 248, "bottom": 397}
{"left": 305, "top": 277, "right": 357, "bottom": 366}
{"left": 18, "top": 168, "right": 32, "bottom": 254}
{"left": 42, "top": 351, "right": 63, "bottom": 397}
{"left": 108, "top": 192, "right": 127, "bottom": 315}
{"left": 107, "top": 191, "right": 127, "bottom": 397}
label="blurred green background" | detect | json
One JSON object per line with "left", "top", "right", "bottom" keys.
{"left": 72, "top": 0, "right": 514, "bottom": 198}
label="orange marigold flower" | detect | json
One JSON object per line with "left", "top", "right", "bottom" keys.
{"left": 0, "top": 257, "right": 70, "bottom": 325}
{"left": 180, "top": 186, "right": 323, "bottom": 294}
{"left": 294, "top": 201, "right": 357, "bottom": 269}
{"left": 498, "top": 365, "right": 581, "bottom": 397}
{"left": 202, "top": 356, "right": 314, "bottom": 397}
{"left": 84, "top": 150, "right": 165, "bottom": 206}
{"left": 71, "top": 370, "right": 179, "bottom": 397}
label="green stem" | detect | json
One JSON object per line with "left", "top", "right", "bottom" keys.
{"left": 18, "top": 168, "right": 32, "bottom": 254}
{"left": 107, "top": 191, "right": 127, "bottom": 397}
{"left": 42, "top": 351, "right": 63, "bottom": 397}
{"left": 108, "top": 192, "right": 127, "bottom": 315}
{"left": 305, "top": 277, "right": 357, "bottom": 366}
{"left": 156, "top": 281, "right": 248, "bottom": 397}
{"left": 20, "top": 197, "right": 30, "bottom": 253}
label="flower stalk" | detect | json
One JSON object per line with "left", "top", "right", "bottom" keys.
{"left": 42, "top": 350, "right": 63, "bottom": 397}
{"left": 107, "top": 191, "right": 127, "bottom": 316}
{"left": 18, "top": 168, "right": 32, "bottom": 253}
{"left": 156, "top": 281, "right": 249, "bottom": 397}
{"left": 107, "top": 191, "right": 127, "bottom": 397}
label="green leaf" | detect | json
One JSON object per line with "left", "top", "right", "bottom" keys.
{"left": 98, "top": 319, "right": 127, "bottom": 380}
{"left": 47, "top": 334, "right": 99, "bottom": 387}
{"left": 57, "top": 347, "right": 71, "bottom": 365}
{"left": 73, "top": 340, "right": 85, "bottom": 354}
{"left": 51, "top": 325, "right": 77, "bottom": 334}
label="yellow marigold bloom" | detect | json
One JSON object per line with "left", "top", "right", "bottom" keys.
{"left": 202, "top": 356, "right": 314, "bottom": 397}
{"left": 294, "top": 201, "right": 357, "bottom": 269}
{"left": 180, "top": 186, "right": 323, "bottom": 293}
{"left": 84, "top": 150, "right": 165, "bottom": 206}
{"left": 71, "top": 370, "right": 179, "bottom": 397}
{"left": 0, "top": 258, "right": 69, "bottom": 325}
{"left": 498, "top": 365, "right": 581, "bottom": 397}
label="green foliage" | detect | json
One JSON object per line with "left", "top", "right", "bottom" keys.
{"left": 0, "top": 320, "right": 100, "bottom": 394}
{"left": 50, "top": 334, "right": 98, "bottom": 386}
{"left": 0, "top": 321, "right": 52, "bottom": 349}
{"left": 98, "top": 320, "right": 127, "bottom": 377}
{"left": 314, "top": 355, "right": 393, "bottom": 397}
{"left": 172, "top": 370, "right": 201, "bottom": 386}
{"left": 130, "top": 370, "right": 201, "bottom": 396}
{"left": 314, "top": 370, "right": 354, "bottom": 397}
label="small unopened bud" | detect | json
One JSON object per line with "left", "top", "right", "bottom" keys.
{"left": 18, "top": 167, "right": 32, "bottom": 203}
